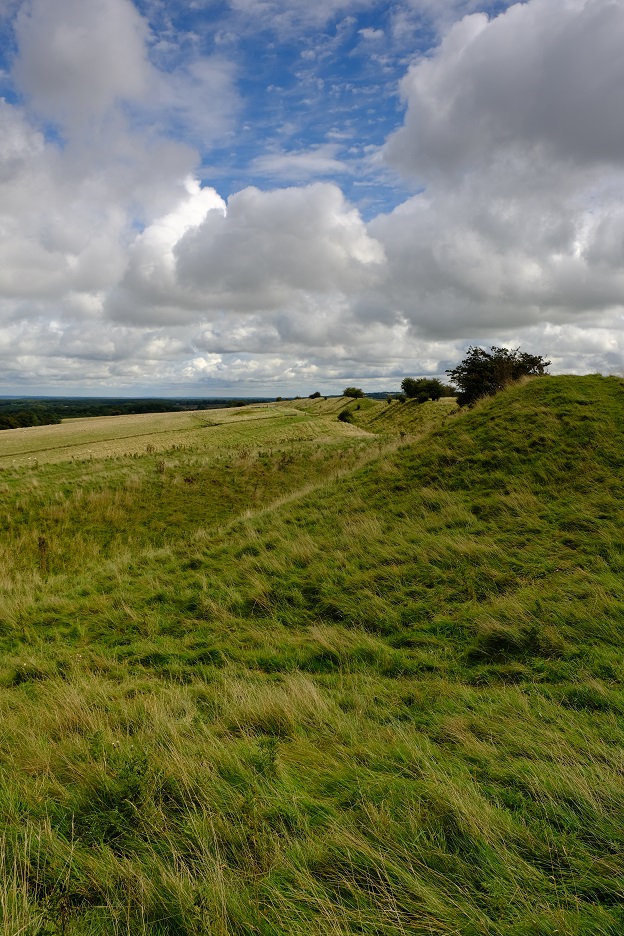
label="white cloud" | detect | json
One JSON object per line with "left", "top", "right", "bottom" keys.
{"left": 14, "top": 0, "right": 151, "bottom": 130}
{"left": 109, "top": 181, "right": 385, "bottom": 324}
{"left": 173, "top": 182, "right": 386, "bottom": 309}
{"left": 366, "top": 0, "right": 624, "bottom": 353}
{"left": 368, "top": 172, "right": 624, "bottom": 346}
{"left": 106, "top": 179, "right": 226, "bottom": 323}
{"left": 359, "top": 26, "right": 384, "bottom": 39}
{"left": 0, "top": 92, "right": 202, "bottom": 306}
{"left": 385, "top": 0, "right": 624, "bottom": 178}
{"left": 2, "top": 0, "right": 624, "bottom": 393}
{"left": 13, "top": 0, "right": 239, "bottom": 149}
{"left": 250, "top": 144, "right": 350, "bottom": 180}
{"left": 0, "top": 0, "right": 238, "bottom": 320}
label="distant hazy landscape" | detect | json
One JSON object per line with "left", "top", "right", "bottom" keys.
{"left": 0, "top": 377, "right": 622, "bottom": 935}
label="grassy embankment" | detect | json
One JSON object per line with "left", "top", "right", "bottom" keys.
{"left": 0, "top": 378, "right": 622, "bottom": 935}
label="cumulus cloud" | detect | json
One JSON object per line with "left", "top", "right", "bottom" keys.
{"left": 109, "top": 181, "right": 385, "bottom": 324}
{"left": 13, "top": 0, "right": 239, "bottom": 148}
{"left": 386, "top": 0, "right": 624, "bottom": 178}
{"left": 0, "top": 92, "right": 202, "bottom": 307}
{"left": 174, "top": 182, "right": 385, "bottom": 306}
{"left": 369, "top": 172, "right": 624, "bottom": 340}
{"left": 14, "top": 0, "right": 151, "bottom": 130}
{"left": 0, "top": 0, "right": 237, "bottom": 318}
{"left": 106, "top": 179, "right": 227, "bottom": 323}
{"left": 373, "top": 0, "right": 624, "bottom": 349}
{"left": 2, "top": 0, "right": 624, "bottom": 394}
{"left": 0, "top": 98, "right": 127, "bottom": 301}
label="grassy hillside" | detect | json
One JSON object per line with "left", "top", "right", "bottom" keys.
{"left": 286, "top": 393, "right": 457, "bottom": 434}
{"left": 0, "top": 376, "right": 622, "bottom": 934}
{"left": 0, "top": 403, "right": 369, "bottom": 468}
{"left": 0, "top": 398, "right": 444, "bottom": 590}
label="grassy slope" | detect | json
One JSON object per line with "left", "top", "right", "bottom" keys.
{"left": 0, "top": 403, "right": 366, "bottom": 468}
{"left": 286, "top": 393, "right": 458, "bottom": 435}
{"left": 0, "top": 402, "right": 395, "bottom": 590}
{"left": 0, "top": 376, "right": 623, "bottom": 935}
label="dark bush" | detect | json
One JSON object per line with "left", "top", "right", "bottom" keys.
{"left": 446, "top": 346, "right": 550, "bottom": 406}
{"left": 401, "top": 378, "right": 447, "bottom": 402}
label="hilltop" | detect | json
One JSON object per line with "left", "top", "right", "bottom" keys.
{"left": 0, "top": 376, "right": 622, "bottom": 935}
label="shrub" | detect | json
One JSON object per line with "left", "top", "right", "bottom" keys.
{"left": 338, "top": 409, "right": 355, "bottom": 423}
{"left": 446, "top": 346, "right": 550, "bottom": 406}
{"left": 401, "top": 377, "right": 446, "bottom": 402}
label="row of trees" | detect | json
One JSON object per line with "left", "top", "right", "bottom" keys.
{"left": 343, "top": 381, "right": 454, "bottom": 402}
{"left": 338, "top": 347, "right": 549, "bottom": 408}
{"left": 400, "top": 377, "right": 455, "bottom": 403}
{"left": 0, "top": 409, "right": 61, "bottom": 430}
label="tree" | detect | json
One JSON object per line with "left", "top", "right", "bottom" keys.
{"left": 343, "top": 387, "right": 364, "bottom": 398}
{"left": 401, "top": 377, "right": 446, "bottom": 403}
{"left": 308, "top": 391, "right": 322, "bottom": 399}
{"left": 446, "top": 346, "right": 550, "bottom": 407}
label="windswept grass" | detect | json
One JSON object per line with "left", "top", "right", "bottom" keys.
{"left": 0, "top": 376, "right": 622, "bottom": 934}
{"left": 0, "top": 409, "right": 408, "bottom": 595}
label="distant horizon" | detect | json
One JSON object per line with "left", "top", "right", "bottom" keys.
{"left": 0, "top": 390, "right": 398, "bottom": 401}
{"left": 0, "top": 368, "right": 611, "bottom": 401}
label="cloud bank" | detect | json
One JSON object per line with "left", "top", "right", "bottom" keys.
{"left": 1, "top": 0, "right": 624, "bottom": 394}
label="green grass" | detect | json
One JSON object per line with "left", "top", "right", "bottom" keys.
{"left": 0, "top": 376, "right": 623, "bottom": 934}
{"left": 288, "top": 393, "right": 457, "bottom": 434}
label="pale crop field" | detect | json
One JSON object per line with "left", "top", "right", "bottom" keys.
{"left": 0, "top": 403, "right": 370, "bottom": 468}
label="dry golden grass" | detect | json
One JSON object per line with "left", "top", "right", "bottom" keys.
{"left": 0, "top": 405, "right": 353, "bottom": 467}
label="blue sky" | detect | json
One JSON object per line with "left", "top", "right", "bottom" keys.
{"left": 131, "top": 1, "right": 426, "bottom": 213}
{"left": 0, "top": 0, "right": 623, "bottom": 396}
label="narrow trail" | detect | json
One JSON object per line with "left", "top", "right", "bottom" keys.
{"left": 0, "top": 432, "right": 423, "bottom": 609}
{"left": 203, "top": 435, "right": 407, "bottom": 537}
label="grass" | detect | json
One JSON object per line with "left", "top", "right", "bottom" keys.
{"left": 0, "top": 403, "right": 366, "bottom": 468}
{"left": 0, "top": 376, "right": 622, "bottom": 933}
{"left": 288, "top": 393, "right": 457, "bottom": 435}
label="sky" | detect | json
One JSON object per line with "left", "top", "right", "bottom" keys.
{"left": 1, "top": 0, "right": 624, "bottom": 396}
